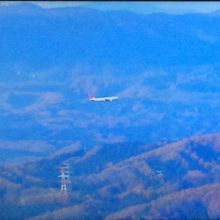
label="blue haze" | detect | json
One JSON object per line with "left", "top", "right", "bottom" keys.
{"left": 1, "top": 3, "right": 220, "bottom": 154}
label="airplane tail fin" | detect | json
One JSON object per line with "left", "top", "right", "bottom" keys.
{"left": 89, "top": 94, "right": 94, "bottom": 100}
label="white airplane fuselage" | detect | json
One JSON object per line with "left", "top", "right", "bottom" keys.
{"left": 89, "top": 96, "right": 119, "bottom": 102}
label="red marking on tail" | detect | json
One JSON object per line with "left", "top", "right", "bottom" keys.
{"left": 89, "top": 94, "right": 94, "bottom": 99}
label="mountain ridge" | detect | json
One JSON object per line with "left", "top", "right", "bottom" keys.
{"left": 0, "top": 132, "right": 219, "bottom": 219}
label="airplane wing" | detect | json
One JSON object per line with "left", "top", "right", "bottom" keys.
{"left": 105, "top": 98, "right": 113, "bottom": 101}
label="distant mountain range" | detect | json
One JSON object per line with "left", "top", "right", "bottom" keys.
{"left": 0, "top": 132, "right": 219, "bottom": 219}
{"left": 1, "top": 3, "right": 220, "bottom": 150}
{"left": 1, "top": 3, "right": 220, "bottom": 73}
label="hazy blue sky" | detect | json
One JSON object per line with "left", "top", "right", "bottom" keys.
{"left": 3, "top": 1, "right": 220, "bottom": 14}
{"left": 2, "top": 1, "right": 220, "bottom": 14}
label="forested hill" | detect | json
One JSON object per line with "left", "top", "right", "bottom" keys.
{"left": 0, "top": 132, "right": 219, "bottom": 219}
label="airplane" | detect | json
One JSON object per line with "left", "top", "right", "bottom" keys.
{"left": 89, "top": 94, "right": 119, "bottom": 102}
